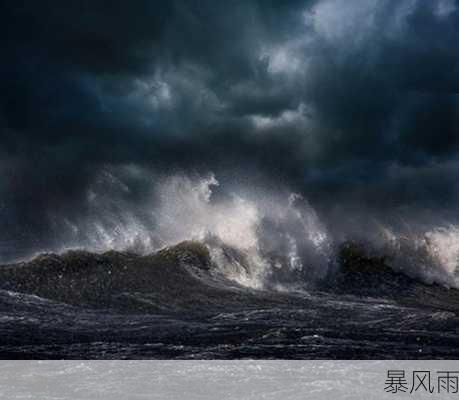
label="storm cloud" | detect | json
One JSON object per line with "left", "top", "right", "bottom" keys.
{"left": 1, "top": 0, "right": 459, "bottom": 257}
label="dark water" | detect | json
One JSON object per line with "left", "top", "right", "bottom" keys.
{"left": 0, "top": 241, "right": 458, "bottom": 359}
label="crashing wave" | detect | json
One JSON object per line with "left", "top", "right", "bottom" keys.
{"left": 1, "top": 238, "right": 459, "bottom": 315}
{"left": 376, "top": 225, "right": 459, "bottom": 288}
{"left": 3, "top": 168, "right": 459, "bottom": 292}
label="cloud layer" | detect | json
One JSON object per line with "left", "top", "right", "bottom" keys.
{"left": 1, "top": 0, "right": 459, "bottom": 256}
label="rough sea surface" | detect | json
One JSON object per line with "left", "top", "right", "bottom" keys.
{"left": 0, "top": 241, "right": 458, "bottom": 359}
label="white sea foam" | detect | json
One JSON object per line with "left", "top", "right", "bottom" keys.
{"left": 37, "top": 166, "right": 459, "bottom": 290}
{"left": 43, "top": 168, "right": 331, "bottom": 289}
{"left": 378, "top": 224, "right": 459, "bottom": 288}
{"left": 151, "top": 174, "right": 332, "bottom": 288}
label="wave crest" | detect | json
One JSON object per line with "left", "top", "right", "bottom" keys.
{"left": 379, "top": 225, "right": 459, "bottom": 288}
{"left": 14, "top": 166, "right": 459, "bottom": 291}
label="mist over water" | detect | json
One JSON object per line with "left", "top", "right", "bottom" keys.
{"left": 8, "top": 165, "right": 458, "bottom": 291}
{"left": 380, "top": 225, "right": 459, "bottom": 288}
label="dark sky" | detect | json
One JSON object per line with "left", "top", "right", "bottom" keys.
{"left": 1, "top": 0, "right": 459, "bottom": 254}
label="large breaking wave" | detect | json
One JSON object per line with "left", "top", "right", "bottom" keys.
{"left": 4, "top": 166, "right": 459, "bottom": 290}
